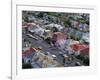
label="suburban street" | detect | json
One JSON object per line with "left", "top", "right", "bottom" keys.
{"left": 22, "top": 11, "right": 89, "bottom": 69}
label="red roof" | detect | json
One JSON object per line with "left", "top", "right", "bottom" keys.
{"left": 70, "top": 43, "right": 89, "bottom": 51}
{"left": 52, "top": 32, "right": 67, "bottom": 41}
{"left": 22, "top": 22, "right": 36, "bottom": 28}
{"left": 80, "top": 47, "right": 89, "bottom": 55}
{"left": 22, "top": 48, "right": 36, "bottom": 57}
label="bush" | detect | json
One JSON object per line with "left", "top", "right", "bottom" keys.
{"left": 70, "top": 34, "right": 75, "bottom": 40}
{"left": 64, "top": 20, "right": 71, "bottom": 27}
{"left": 83, "top": 58, "right": 89, "bottom": 66}
{"left": 51, "top": 27, "right": 58, "bottom": 32}
{"left": 76, "top": 55, "right": 84, "bottom": 61}
{"left": 45, "top": 37, "right": 52, "bottom": 44}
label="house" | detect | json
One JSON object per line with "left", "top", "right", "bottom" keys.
{"left": 28, "top": 15, "right": 36, "bottom": 22}
{"left": 82, "top": 32, "right": 89, "bottom": 43}
{"left": 70, "top": 20, "right": 79, "bottom": 28}
{"left": 52, "top": 32, "right": 67, "bottom": 49}
{"left": 70, "top": 43, "right": 89, "bottom": 56}
{"left": 80, "top": 47, "right": 89, "bottom": 57}
{"left": 27, "top": 23, "right": 45, "bottom": 36}
{"left": 69, "top": 40, "right": 79, "bottom": 45}
{"left": 79, "top": 23, "right": 89, "bottom": 31}
{"left": 44, "top": 23, "right": 64, "bottom": 31}
{"left": 22, "top": 47, "right": 37, "bottom": 63}
{"left": 22, "top": 22, "right": 37, "bottom": 34}
{"left": 75, "top": 31, "right": 83, "bottom": 39}
{"left": 27, "top": 23, "right": 38, "bottom": 33}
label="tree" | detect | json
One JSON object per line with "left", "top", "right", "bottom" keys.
{"left": 83, "top": 57, "right": 89, "bottom": 66}
{"left": 64, "top": 19, "right": 71, "bottom": 28}
{"left": 45, "top": 37, "right": 52, "bottom": 45}
{"left": 52, "top": 27, "right": 58, "bottom": 32}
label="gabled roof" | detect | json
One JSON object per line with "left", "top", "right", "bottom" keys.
{"left": 22, "top": 22, "right": 36, "bottom": 28}
{"left": 52, "top": 32, "right": 67, "bottom": 40}
{"left": 70, "top": 43, "right": 89, "bottom": 51}
{"left": 22, "top": 47, "right": 36, "bottom": 57}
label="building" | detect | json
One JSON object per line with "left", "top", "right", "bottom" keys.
{"left": 26, "top": 22, "right": 45, "bottom": 36}
{"left": 82, "top": 32, "right": 89, "bottom": 43}
{"left": 70, "top": 43, "right": 89, "bottom": 56}
{"left": 44, "top": 23, "right": 64, "bottom": 31}
{"left": 80, "top": 47, "right": 89, "bottom": 57}
{"left": 79, "top": 23, "right": 89, "bottom": 31}
{"left": 52, "top": 32, "right": 67, "bottom": 49}
{"left": 22, "top": 47, "right": 37, "bottom": 63}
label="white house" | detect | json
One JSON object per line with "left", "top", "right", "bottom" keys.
{"left": 44, "top": 23, "right": 64, "bottom": 31}
{"left": 28, "top": 23, "right": 45, "bottom": 36}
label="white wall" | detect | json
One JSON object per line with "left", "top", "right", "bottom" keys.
{"left": 0, "top": 0, "right": 99, "bottom": 80}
